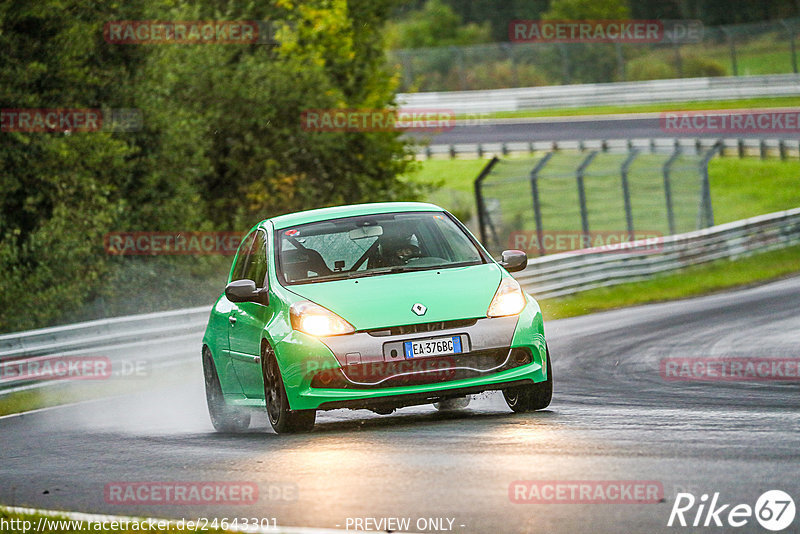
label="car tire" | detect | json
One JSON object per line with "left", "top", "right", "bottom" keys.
{"left": 503, "top": 346, "right": 552, "bottom": 413}
{"left": 262, "top": 343, "right": 316, "bottom": 434}
{"left": 202, "top": 347, "right": 251, "bottom": 432}
{"left": 434, "top": 396, "right": 471, "bottom": 411}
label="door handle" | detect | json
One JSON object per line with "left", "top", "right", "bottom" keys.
{"left": 228, "top": 315, "right": 237, "bottom": 325}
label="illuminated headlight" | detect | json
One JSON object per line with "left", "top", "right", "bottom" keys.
{"left": 290, "top": 301, "right": 355, "bottom": 337}
{"left": 487, "top": 277, "right": 527, "bottom": 317}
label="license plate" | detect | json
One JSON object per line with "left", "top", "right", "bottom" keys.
{"left": 404, "top": 336, "right": 463, "bottom": 359}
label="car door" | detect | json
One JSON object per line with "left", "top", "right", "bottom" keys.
{"left": 228, "top": 228, "right": 274, "bottom": 398}
{"left": 216, "top": 230, "right": 257, "bottom": 396}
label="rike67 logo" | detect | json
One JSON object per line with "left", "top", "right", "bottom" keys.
{"left": 668, "top": 490, "right": 795, "bottom": 531}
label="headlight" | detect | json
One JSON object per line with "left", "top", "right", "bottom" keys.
{"left": 487, "top": 277, "right": 527, "bottom": 317}
{"left": 290, "top": 301, "right": 355, "bottom": 336}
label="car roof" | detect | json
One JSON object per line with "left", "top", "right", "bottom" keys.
{"left": 263, "top": 202, "right": 444, "bottom": 230}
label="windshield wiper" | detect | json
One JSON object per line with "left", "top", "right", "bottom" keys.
{"left": 346, "top": 266, "right": 416, "bottom": 279}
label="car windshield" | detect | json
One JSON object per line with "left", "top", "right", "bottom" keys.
{"left": 276, "top": 211, "right": 485, "bottom": 284}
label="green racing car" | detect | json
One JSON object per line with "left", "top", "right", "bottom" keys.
{"left": 202, "top": 202, "right": 551, "bottom": 433}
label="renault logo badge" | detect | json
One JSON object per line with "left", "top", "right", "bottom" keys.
{"left": 412, "top": 303, "right": 427, "bottom": 316}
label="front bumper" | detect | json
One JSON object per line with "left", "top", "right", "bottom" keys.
{"left": 271, "top": 299, "right": 547, "bottom": 411}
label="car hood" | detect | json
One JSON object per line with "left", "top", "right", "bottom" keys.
{"left": 285, "top": 263, "right": 503, "bottom": 330}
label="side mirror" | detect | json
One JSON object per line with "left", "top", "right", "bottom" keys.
{"left": 499, "top": 249, "right": 528, "bottom": 273}
{"left": 225, "top": 279, "right": 269, "bottom": 305}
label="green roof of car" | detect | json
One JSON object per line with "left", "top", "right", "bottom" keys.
{"left": 265, "top": 202, "right": 444, "bottom": 230}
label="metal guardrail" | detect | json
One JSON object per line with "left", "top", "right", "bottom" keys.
{"left": 515, "top": 207, "right": 800, "bottom": 299}
{"left": 0, "top": 307, "right": 210, "bottom": 394}
{"left": 398, "top": 74, "right": 800, "bottom": 114}
{"left": 1, "top": 208, "right": 798, "bottom": 394}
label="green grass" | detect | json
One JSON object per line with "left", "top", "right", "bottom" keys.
{"left": 404, "top": 155, "right": 800, "bottom": 319}
{"left": 539, "top": 244, "right": 800, "bottom": 320}
{"left": 404, "top": 155, "right": 800, "bottom": 226}
{"left": 455, "top": 96, "right": 800, "bottom": 120}
{"left": 709, "top": 158, "right": 800, "bottom": 224}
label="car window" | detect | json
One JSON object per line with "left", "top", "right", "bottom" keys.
{"left": 276, "top": 211, "right": 485, "bottom": 284}
{"left": 243, "top": 230, "right": 268, "bottom": 288}
{"left": 230, "top": 231, "right": 256, "bottom": 282}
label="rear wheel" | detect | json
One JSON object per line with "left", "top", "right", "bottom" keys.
{"left": 202, "top": 347, "right": 251, "bottom": 432}
{"left": 262, "top": 343, "right": 316, "bottom": 434}
{"left": 503, "top": 346, "right": 553, "bottom": 412}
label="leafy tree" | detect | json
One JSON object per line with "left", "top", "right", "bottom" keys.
{"left": 543, "top": 0, "right": 630, "bottom": 20}
{"left": 385, "top": 0, "right": 492, "bottom": 49}
{"left": 1, "top": 0, "right": 421, "bottom": 332}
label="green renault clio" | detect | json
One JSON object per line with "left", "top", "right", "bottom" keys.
{"left": 202, "top": 202, "right": 551, "bottom": 433}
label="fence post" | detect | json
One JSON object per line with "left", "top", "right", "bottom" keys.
{"left": 615, "top": 42, "right": 626, "bottom": 80}
{"left": 529, "top": 152, "right": 554, "bottom": 256}
{"left": 698, "top": 142, "right": 722, "bottom": 228}
{"left": 673, "top": 41, "right": 684, "bottom": 77}
{"left": 663, "top": 146, "right": 681, "bottom": 236}
{"left": 620, "top": 149, "right": 639, "bottom": 241}
{"left": 721, "top": 27, "right": 738, "bottom": 76}
{"left": 474, "top": 156, "right": 500, "bottom": 247}
{"left": 780, "top": 20, "right": 798, "bottom": 74}
{"left": 558, "top": 44, "right": 571, "bottom": 84}
{"left": 576, "top": 151, "right": 598, "bottom": 248}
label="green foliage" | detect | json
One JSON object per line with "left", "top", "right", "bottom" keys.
{"left": 682, "top": 54, "right": 727, "bottom": 77}
{"left": 384, "top": 0, "right": 492, "bottom": 49}
{"left": 625, "top": 57, "right": 677, "bottom": 81}
{"left": 542, "top": 0, "right": 630, "bottom": 20}
{"left": 0, "top": 0, "right": 420, "bottom": 333}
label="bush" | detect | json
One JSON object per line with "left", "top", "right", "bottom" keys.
{"left": 625, "top": 57, "right": 677, "bottom": 81}
{"left": 682, "top": 54, "right": 727, "bottom": 77}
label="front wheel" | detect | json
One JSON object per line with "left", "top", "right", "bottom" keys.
{"left": 503, "top": 346, "right": 553, "bottom": 412}
{"left": 202, "top": 347, "right": 251, "bottom": 432}
{"left": 262, "top": 344, "right": 316, "bottom": 434}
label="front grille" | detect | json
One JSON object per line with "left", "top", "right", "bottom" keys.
{"left": 365, "top": 318, "right": 478, "bottom": 337}
{"left": 310, "top": 347, "right": 532, "bottom": 389}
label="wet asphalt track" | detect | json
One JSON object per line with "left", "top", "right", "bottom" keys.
{"left": 1, "top": 276, "right": 799, "bottom": 533}
{"left": 409, "top": 115, "right": 782, "bottom": 145}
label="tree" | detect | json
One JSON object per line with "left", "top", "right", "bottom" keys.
{"left": 543, "top": 0, "right": 630, "bottom": 20}
{"left": 385, "top": 0, "right": 492, "bottom": 49}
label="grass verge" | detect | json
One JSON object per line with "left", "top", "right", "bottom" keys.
{"left": 538, "top": 244, "right": 800, "bottom": 320}
{"left": 454, "top": 96, "right": 800, "bottom": 120}
{"left": 404, "top": 156, "right": 800, "bottom": 226}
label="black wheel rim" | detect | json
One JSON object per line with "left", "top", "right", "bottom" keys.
{"left": 506, "top": 389, "right": 519, "bottom": 406}
{"left": 264, "top": 350, "right": 282, "bottom": 424}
